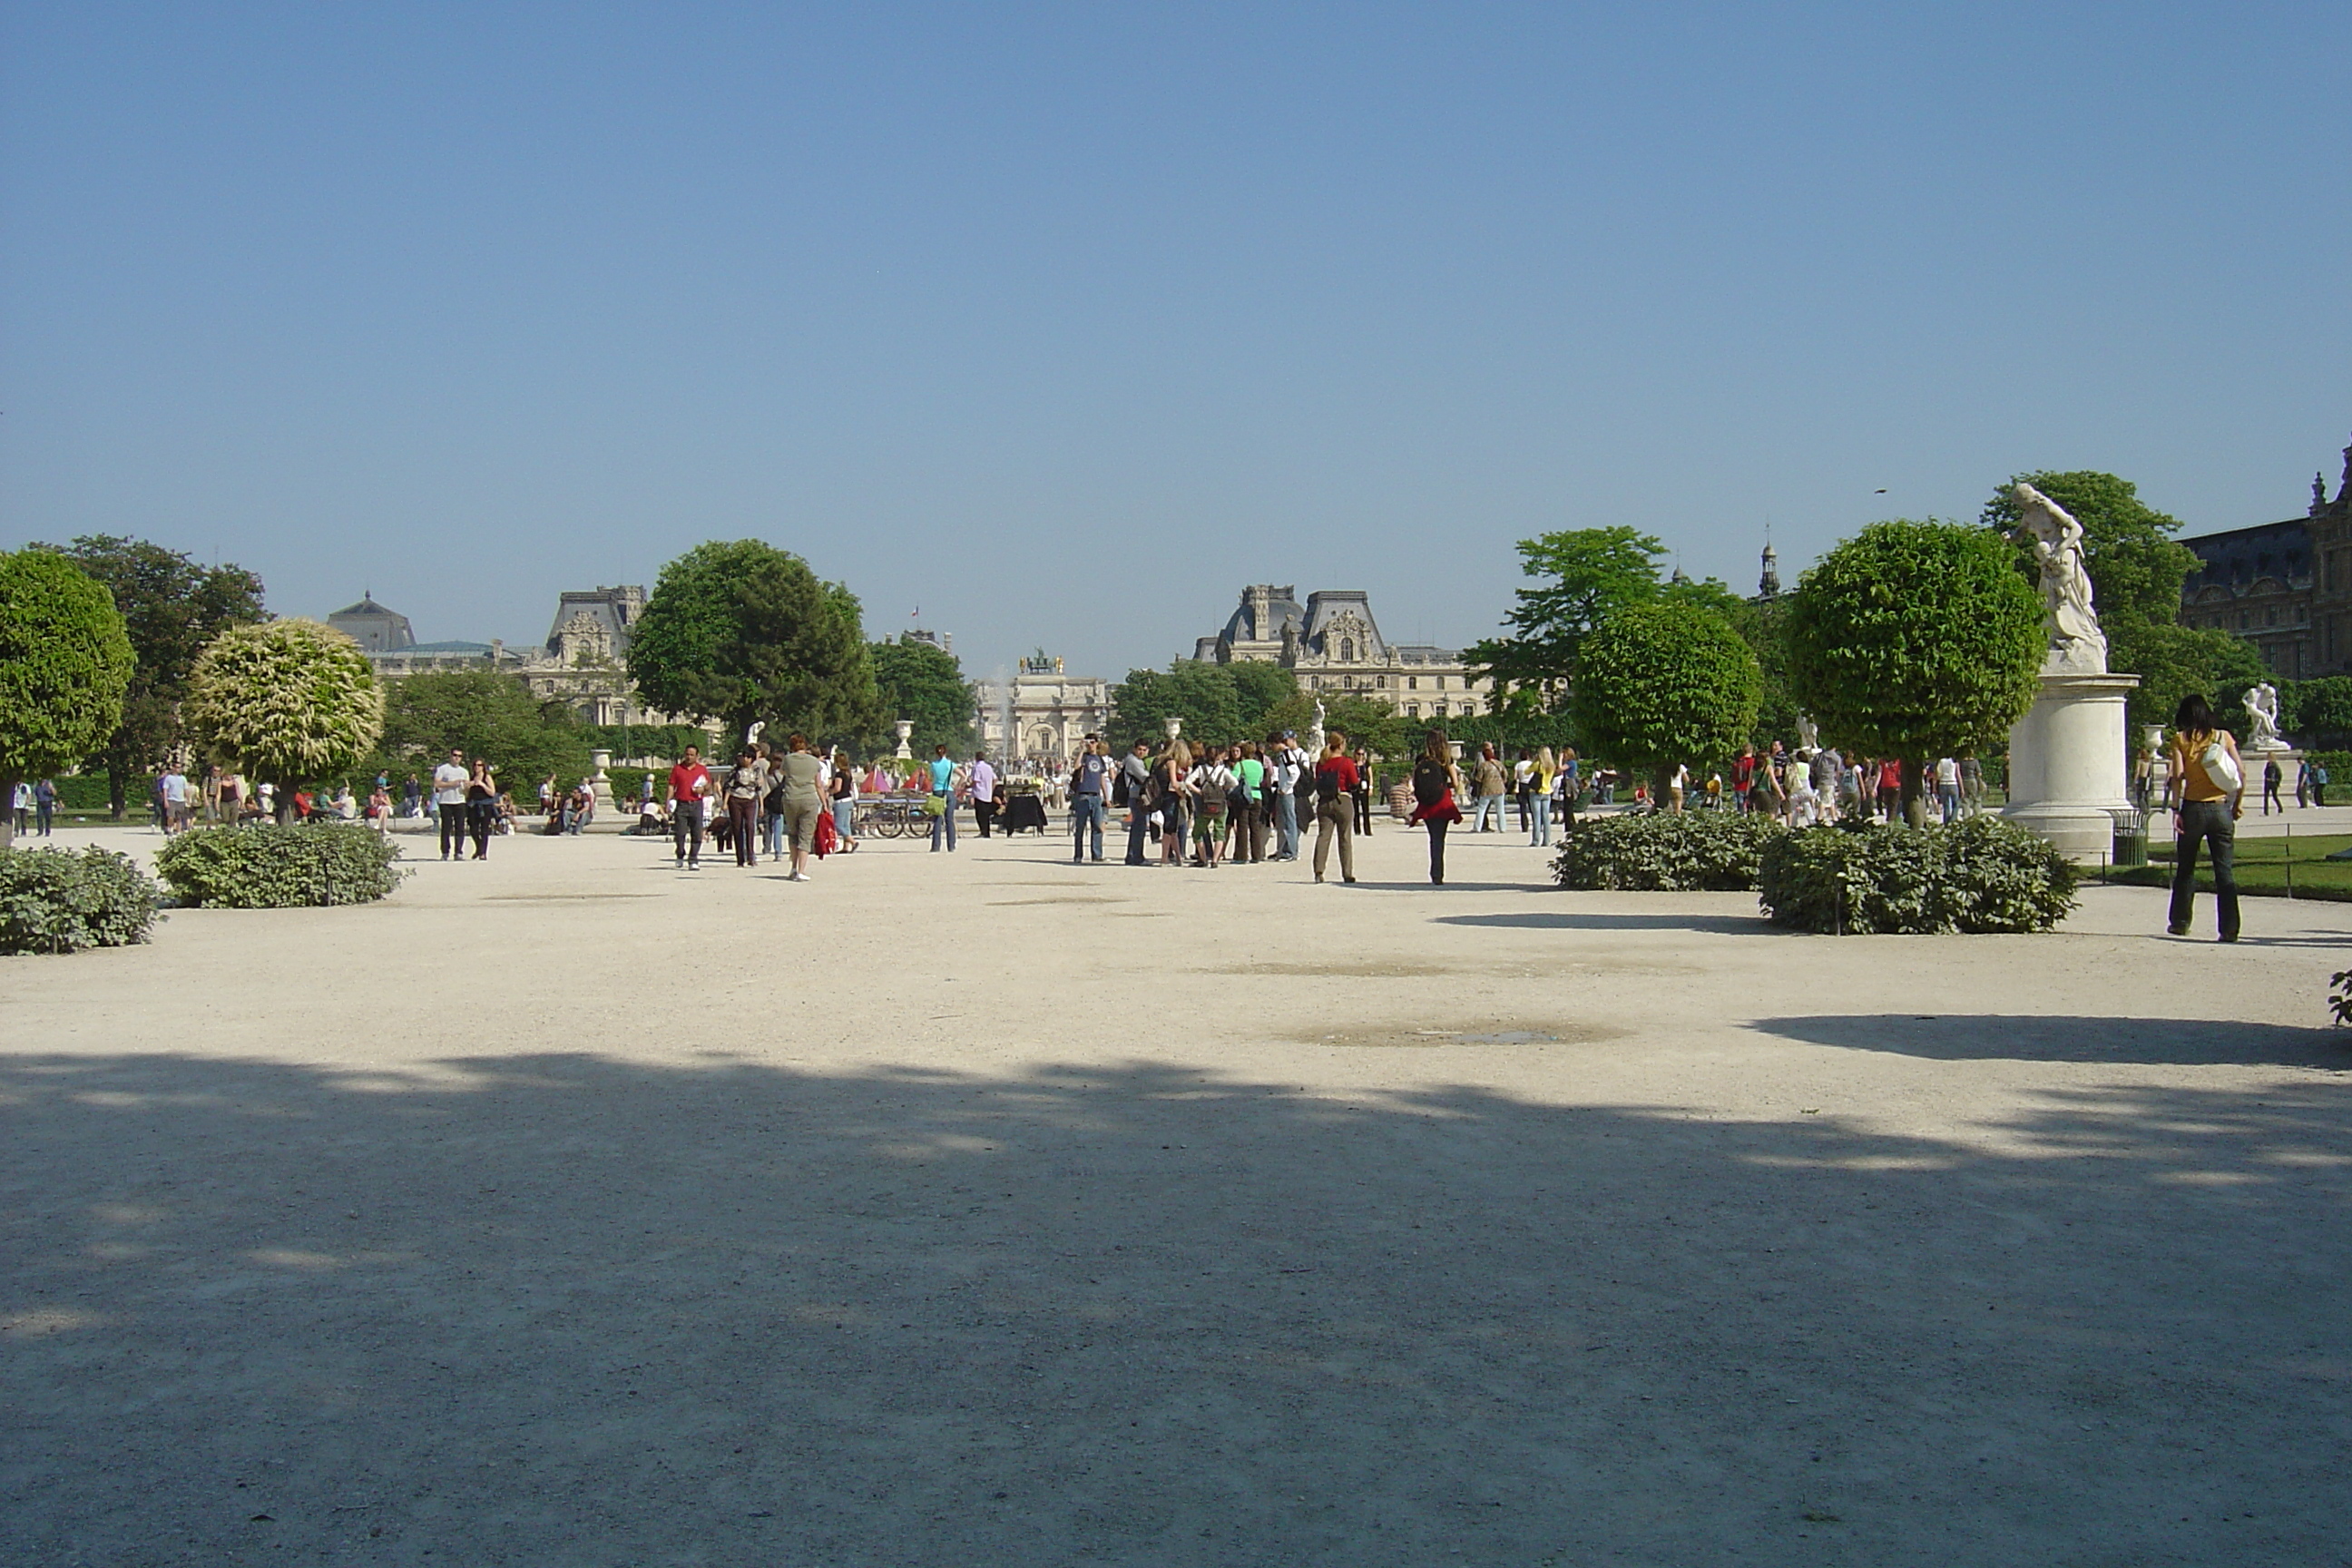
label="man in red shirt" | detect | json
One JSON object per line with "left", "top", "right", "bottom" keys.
{"left": 1311, "top": 734, "right": 1359, "bottom": 885}
{"left": 668, "top": 746, "right": 713, "bottom": 869}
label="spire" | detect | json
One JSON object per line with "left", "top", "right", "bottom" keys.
{"left": 2315, "top": 475, "right": 2330, "bottom": 517}
{"left": 1758, "top": 539, "right": 1781, "bottom": 599}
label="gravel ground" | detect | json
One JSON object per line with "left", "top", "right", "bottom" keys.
{"left": 3, "top": 820, "right": 2348, "bottom": 1567}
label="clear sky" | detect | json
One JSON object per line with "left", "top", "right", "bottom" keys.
{"left": 5, "top": 3, "right": 2348, "bottom": 681}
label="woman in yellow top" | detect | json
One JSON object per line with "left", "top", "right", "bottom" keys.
{"left": 2164, "top": 693, "right": 2243, "bottom": 942}
{"left": 1529, "top": 747, "right": 1559, "bottom": 847}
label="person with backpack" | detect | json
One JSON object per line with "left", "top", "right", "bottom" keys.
{"left": 1230, "top": 740, "right": 1269, "bottom": 863}
{"left": 1310, "top": 732, "right": 1358, "bottom": 884}
{"left": 1120, "top": 739, "right": 1156, "bottom": 866}
{"left": 1408, "top": 731, "right": 1465, "bottom": 885}
{"left": 1269, "top": 731, "right": 1307, "bottom": 860}
{"left": 2165, "top": 693, "right": 2243, "bottom": 942}
{"left": 1190, "top": 744, "right": 1237, "bottom": 868}
{"left": 1067, "top": 738, "right": 1109, "bottom": 863}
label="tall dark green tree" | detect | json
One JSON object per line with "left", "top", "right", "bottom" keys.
{"left": 1787, "top": 521, "right": 2043, "bottom": 824}
{"left": 1107, "top": 660, "right": 1302, "bottom": 751}
{"left": 377, "top": 671, "right": 593, "bottom": 793}
{"left": 1466, "top": 527, "right": 1674, "bottom": 712}
{"left": 1981, "top": 472, "right": 2258, "bottom": 730}
{"left": 627, "top": 541, "right": 881, "bottom": 748}
{"left": 870, "top": 636, "right": 975, "bottom": 758}
{"left": 33, "top": 535, "right": 267, "bottom": 818}
{"left": 0, "top": 550, "right": 135, "bottom": 848}
{"left": 1570, "top": 601, "right": 1760, "bottom": 801}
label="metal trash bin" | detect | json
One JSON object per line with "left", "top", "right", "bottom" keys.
{"left": 2110, "top": 808, "right": 2148, "bottom": 869}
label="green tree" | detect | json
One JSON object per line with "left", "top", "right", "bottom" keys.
{"left": 871, "top": 636, "right": 975, "bottom": 758}
{"left": 1466, "top": 526, "right": 1671, "bottom": 712}
{"left": 181, "top": 620, "right": 385, "bottom": 821}
{"left": 1569, "top": 601, "right": 1760, "bottom": 802}
{"left": 377, "top": 671, "right": 593, "bottom": 796}
{"left": 2285, "top": 675, "right": 2352, "bottom": 745}
{"left": 1108, "top": 662, "right": 1244, "bottom": 750}
{"left": 1227, "top": 661, "right": 1299, "bottom": 731}
{"left": 1786, "top": 521, "right": 2043, "bottom": 824}
{"left": 627, "top": 541, "right": 882, "bottom": 748}
{"left": 32, "top": 536, "right": 268, "bottom": 818}
{"left": 1979, "top": 471, "right": 2251, "bottom": 729}
{"left": 0, "top": 550, "right": 135, "bottom": 848}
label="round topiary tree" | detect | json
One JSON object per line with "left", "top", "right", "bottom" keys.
{"left": 1571, "top": 600, "right": 1761, "bottom": 804}
{"left": 182, "top": 620, "right": 385, "bottom": 822}
{"left": 1784, "top": 520, "right": 2044, "bottom": 825}
{"left": 0, "top": 550, "right": 135, "bottom": 848}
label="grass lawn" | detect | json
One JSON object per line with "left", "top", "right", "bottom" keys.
{"left": 2112, "top": 831, "right": 2352, "bottom": 901}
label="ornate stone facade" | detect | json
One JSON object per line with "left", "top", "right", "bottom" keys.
{"left": 333, "top": 584, "right": 681, "bottom": 728}
{"left": 974, "top": 654, "right": 1112, "bottom": 768}
{"left": 1192, "top": 584, "right": 1493, "bottom": 720}
{"left": 2178, "top": 441, "right": 2352, "bottom": 680}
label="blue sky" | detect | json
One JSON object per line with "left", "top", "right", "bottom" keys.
{"left": 5, "top": 3, "right": 2347, "bottom": 681}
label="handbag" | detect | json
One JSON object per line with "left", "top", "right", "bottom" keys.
{"left": 922, "top": 793, "right": 948, "bottom": 817}
{"left": 2200, "top": 738, "right": 2241, "bottom": 794}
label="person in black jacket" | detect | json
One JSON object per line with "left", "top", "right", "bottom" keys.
{"left": 1408, "top": 732, "right": 1465, "bottom": 886}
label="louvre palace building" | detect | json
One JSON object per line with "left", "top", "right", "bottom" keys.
{"left": 1192, "top": 584, "right": 1494, "bottom": 720}
{"left": 2178, "top": 439, "right": 2352, "bottom": 681}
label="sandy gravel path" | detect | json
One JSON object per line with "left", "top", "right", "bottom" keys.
{"left": 3, "top": 821, "right": 2348, "bottom": 1566}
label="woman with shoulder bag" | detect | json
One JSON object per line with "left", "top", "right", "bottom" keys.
{"left": 2165, "top": 693, "right": 2242, "bottom": 942}
{"left": 1408, "top": 730, "right": 1466, "bottom": 887}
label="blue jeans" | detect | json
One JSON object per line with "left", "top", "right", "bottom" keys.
{"left": 1531, "top": 794, "right": 1552, "bottom": 846}
{"left": 929, "top": 797, "right": 957, "bottom": 851}
{"left": 1471, "top": 792, "right": 1504, "bottom": 832}
{"left": 1938, "top": 787, "right": 1961, "bottom": 825}
{"left": 834, "top": 799, "right": 855, "bottom": 841}
{"left": 1071, "top": 794, "right": 1104, "bottom": 860}
{"left": 763, "top": 808, "right": 786, "bottom": 857}
{"left": 1275, "top": 791, "right": 1299, "bottom": 858}
{"left": 1125, "top": 802, "right": 1153, "bottom": 864}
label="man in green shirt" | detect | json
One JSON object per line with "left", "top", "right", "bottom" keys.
{"left": 1231, "top": 741, "right": 1269, "bottom": 863}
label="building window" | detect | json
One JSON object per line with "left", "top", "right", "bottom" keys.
{"left": 1406, "top": 676, "right": 1417, "bottom": 691}
{"left": 1406, "top": 704, "right": 1419, "bottom": 717}
{"left": 1340, "top": 638, "right": 1356, "bottom": 662}
{"left": 1435, "top": 702, "right": 1448, "bottom": 716}
{"left": 2267, "top": 608, "right": 2278, "bottom": 627}
{"left": 2239, "top": 612, "right": 2250, "bottom": 630}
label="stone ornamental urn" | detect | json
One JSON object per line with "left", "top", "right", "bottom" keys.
{"left": 894, "top": 720, "right": 915, "bottom": 760}
{"left": 588, "top": 749, "right": 614, "bottom": 812}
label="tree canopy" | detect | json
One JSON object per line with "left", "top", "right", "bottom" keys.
{"left": 1466, "top": 526, "right": 1674, "bottom": 712}
{"left": 627, "top": 541, "right": 881, "bottom": 749}
{"left": 871, "top": 636, "right": 976, "bottom": 759}
{"left": 1786, "top": 520, "right": 2043, "bottom": 817}
{"left": 1981, "top": 471, "right": 2251, "bottom": 729}
{"left": 1569, "top": 601, "right": 1760, "bottom": 796}
{"left": 32, "top": 534, "right": 268, "bottom": 816}
{"left": 0, "top": 550, "right": 136, "bottom": 847}
{"left": 1108, "top": 661, "right": 1302, "bottom": 751}
{"left": 181, "top": 620, "right": 384, "bottom": 818}
{"left": 376, "top": 671, "right": 593, "bottom": 792}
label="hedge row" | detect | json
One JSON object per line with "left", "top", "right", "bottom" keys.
{"left": 0, "top": 846, "right": 159, "bottom": 955}
{"left": 154, "top": 824, "right": 410, "bottom": 908}
{"left": 1550, "top": 810, "right": 1783, "bottom": 892}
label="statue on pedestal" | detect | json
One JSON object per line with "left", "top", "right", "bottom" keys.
{"left": 2243, "top": 681, "right": 2285, "bottom": 751}
{"left": 1307, "top": 700, "right": 1327, "bottom": 759}
{"left": 2013, "top": 483, "right": 2108, "bottom": 674}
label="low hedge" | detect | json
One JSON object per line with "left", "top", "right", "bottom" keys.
{"left": 1758, "top": 815, "right": 2077, "bottom": 935}
{"left": 0, "top": 845, "right": 161, "bottom": 955}
{"left": 1552, "top": 809, "right": 1785, "bottom": 892}
{"left": 154, "top": 823, "right": 410, "bottom": 908}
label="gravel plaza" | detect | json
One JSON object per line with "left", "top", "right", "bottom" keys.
{"left": 3, "top": 819, "right": 2348, "bottom": 1565}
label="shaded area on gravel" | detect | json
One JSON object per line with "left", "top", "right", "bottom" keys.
{"left": 5, "top": 1048, "right": 2349, "bottom": 1566}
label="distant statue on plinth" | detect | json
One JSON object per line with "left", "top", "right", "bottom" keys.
{"left": 2243, "top": 681, "right": 2285, "bottom": 751}
{"left": 1795, "top": 713, "right": 1818, "bottom": 754}
{"left": 1306, "top": 700, "right": 1327, "bottom": 758}
{"left": 2013, "top": 483, "right": 2107, "bottom": 674}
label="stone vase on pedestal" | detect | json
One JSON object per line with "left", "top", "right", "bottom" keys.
{"left": 2002, "top": 671, "right": 2141, "bottom": 861}
{"left": 588, "top": 749, "right": 615, "bottom": 813}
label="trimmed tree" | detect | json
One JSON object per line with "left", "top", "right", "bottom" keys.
{"left": 377, "top": 670, "right": 593, "bottom": 797}
{"left": 1785, "top": 520, "right": 2043, "bottom": 825}
{"left": 1570, "top": 600, "right": 1761, "bottom": 803}
{"left": 34, "top": 534, "right": 267, "bottom": 818}
{"left": 870, "top": 635, "right": 976, "bottom": 758}
{"left": 628, "top": 541, "right": 881, "bottom": 748}
{"left": 0, "top": 550, "right": 135, "bottom": 848}
{"left": 182, "top": 620, "right": 386, "bottom": 822}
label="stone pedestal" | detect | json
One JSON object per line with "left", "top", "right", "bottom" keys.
{"left": 2003, "top": 671, "right": 2140, "bottom": 861}
{"left": 588, "top": 749, "right": 614, "bottom": 812}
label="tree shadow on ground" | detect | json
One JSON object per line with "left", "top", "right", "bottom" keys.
{"left": 3, "top": 1051, "right": 2347, "bottom": 1566}
{"left": 1752, "top": 1014, "right": 2352, "bottom": 1068}
{"left": 1433, "top": 909, "right": 1776, "bottom": 934}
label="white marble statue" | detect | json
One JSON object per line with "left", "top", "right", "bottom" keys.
{"left": 2243, "top": 681, "right": 2285, "bottom": 751}
{"left": 2013, "top": 483, "right": 2108, "bottom": 674}
{"left": 1795, "top": 713, "right": 1819, "bottom": 753}
{"left": 1306, "top": 700, "right": 1328, "bottom": 759}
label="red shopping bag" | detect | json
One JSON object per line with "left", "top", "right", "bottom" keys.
{"left": 814, "top": 808, "right": 838, "bottom": 858}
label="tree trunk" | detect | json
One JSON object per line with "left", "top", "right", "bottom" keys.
{"left": 107, "top": 769, "right": 129, "bottom": 822}
{"left": 0, "top": 770, "right": 18, "bottom": 849}
{"left": 1651, "top": 767, "right": 1676, "bottom": 813}
{"left": 1901, "top": 756, "right": 1928, "bottom": 828}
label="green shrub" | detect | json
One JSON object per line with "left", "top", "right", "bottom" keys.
{"left": 1758, "top": 815, "right": 2077, "bottom": 934}
{"left": 1552, "top": 809, "right": 1786, "bottom": 891}
{"left": 0, "top": 845, "right": 160, "bottom": 954}
{"left": 155, "top": 823, "right": 410, "bottom": 908}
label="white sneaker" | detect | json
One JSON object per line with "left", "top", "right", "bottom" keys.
{"left": 789, "top": 870, "right": 809, "bottom": 882}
